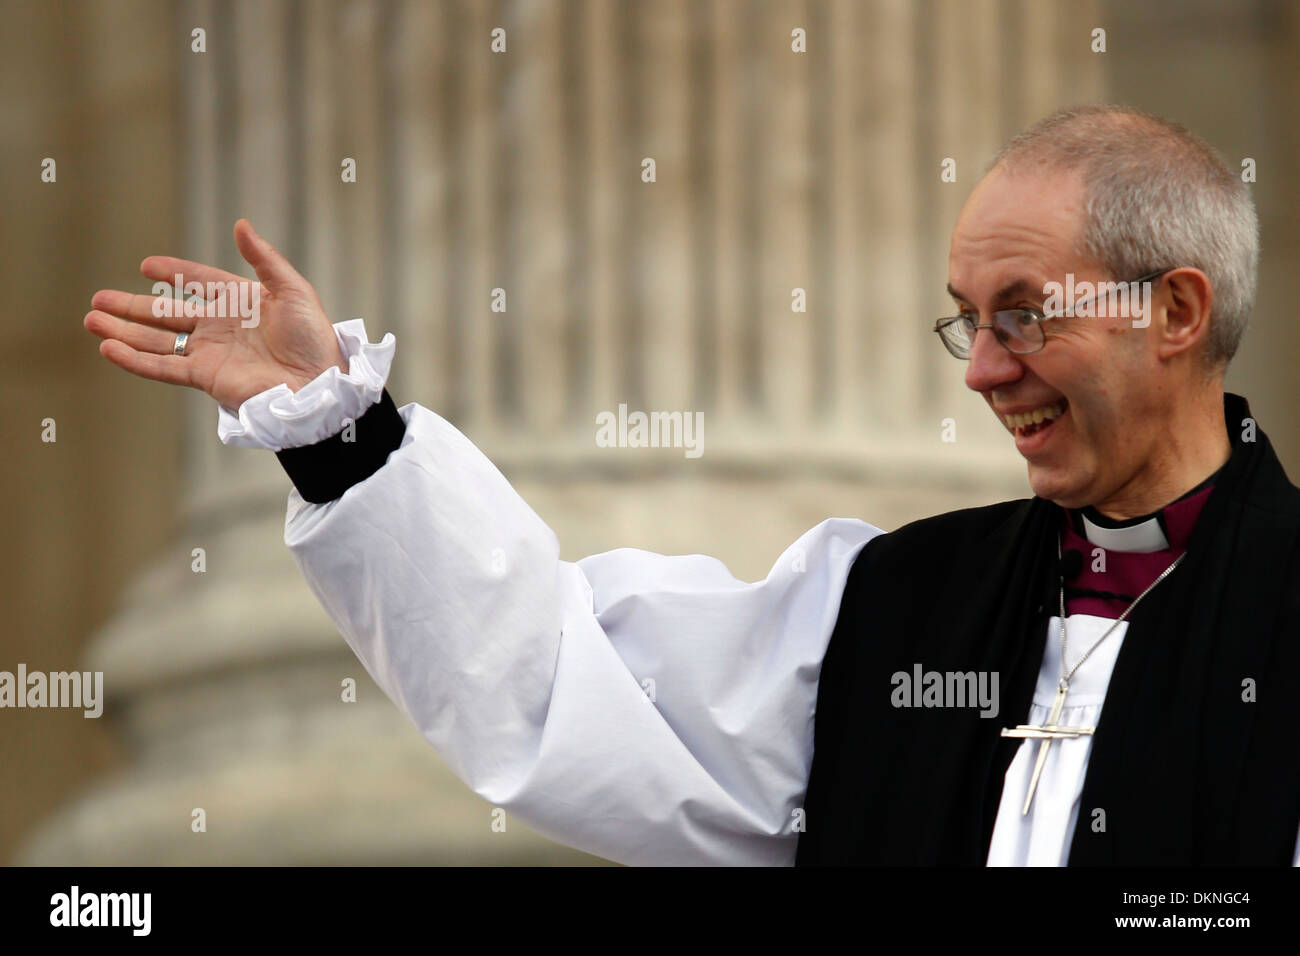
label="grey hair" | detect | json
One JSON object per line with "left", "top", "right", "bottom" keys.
{"left": 987, "top": 104, "right": 1259, "bottom": 370}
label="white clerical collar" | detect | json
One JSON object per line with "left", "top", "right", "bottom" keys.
{"left": 1072, "top": 463, "right": 1227, "bottom": 554}
{"left": 1079, "top": 511, "right": 1169, "bottom": 553}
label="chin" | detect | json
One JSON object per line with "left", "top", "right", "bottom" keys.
{"left": 1026, "top": 467, "right": 1090, "bottom": 509}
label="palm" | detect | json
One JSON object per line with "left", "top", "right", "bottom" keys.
{"left": 188, "top": 281, "right": 338, "bottom": 408}
{"left": 85, "top": 219, "right": 347, "bottom": 409}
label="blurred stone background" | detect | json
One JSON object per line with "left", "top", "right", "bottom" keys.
{"left": 1, "top": 0, "right": 1296, "bottom": 864}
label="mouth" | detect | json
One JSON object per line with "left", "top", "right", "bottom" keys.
{"left": 1000, "top": 397, "right": 1069, "bottom": 443}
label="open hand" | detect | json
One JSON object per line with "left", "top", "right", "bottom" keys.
{"left": 85, "top": 219, "right": 347, "bottom": 409}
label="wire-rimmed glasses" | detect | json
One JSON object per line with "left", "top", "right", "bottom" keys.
{"left": 933, "top": 269, "right": 1172, "bottom": 359}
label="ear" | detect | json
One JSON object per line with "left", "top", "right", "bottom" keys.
{"left": 1155, "top": 267, "right": 1214, "bottom": 362}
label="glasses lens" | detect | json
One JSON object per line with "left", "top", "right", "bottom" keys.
{"left": 993, "top": 310, "right": 1044, "bottom": 353}
{"left": 939, "top": 317, "right": 975, "bottom": 357}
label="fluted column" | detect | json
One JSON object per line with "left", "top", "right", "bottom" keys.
{"left": 22, "top": 0, "right": 1113, "bottom": 865}
{"left": 20, "top": 0, "right": 601, "bottom": 866}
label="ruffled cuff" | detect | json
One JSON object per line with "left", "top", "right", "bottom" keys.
{"left": 216, "top": 318, "right": 396, "bottom": 451}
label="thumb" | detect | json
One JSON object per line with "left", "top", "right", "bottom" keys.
{"left": 233, "top": 218, "right": 299, "bottom": 290}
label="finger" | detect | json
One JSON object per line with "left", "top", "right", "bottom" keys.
{"left": 233, "top": 218, "right": 301, "bottom": 291}
{"left": 97, "top": 338, "right": 196, "bottom": 389}
{"left": 85, "top": 309, "right": 187, "bottom": 355}
{"left": 140, "top": 255, "right": 246, "bottom": 289}
{"left": 89, "top": 289, "right": 197, "bottom": 333}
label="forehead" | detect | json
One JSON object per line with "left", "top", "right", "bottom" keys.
{"left": 947, "top": 165, "right": 1088, "bottom": 302}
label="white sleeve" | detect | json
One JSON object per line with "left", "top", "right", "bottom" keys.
{"left": 223, "top": 320, "right": 884, "bottom": 866}
{"left": 216, "top": 318, "right": 395, "bottom": 450}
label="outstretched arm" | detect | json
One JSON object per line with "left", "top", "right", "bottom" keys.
{"left": 87, "top": 223, "right": 883, "bottom": 865}
{"left": 271, "top": 368, "right": 877, "bottom": 864}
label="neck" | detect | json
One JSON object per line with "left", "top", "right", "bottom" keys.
{"left": 1092, "top": 387, "right": 1231, "bottom": 521}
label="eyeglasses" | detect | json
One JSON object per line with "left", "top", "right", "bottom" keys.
{"left": 933, "top": 269, "right": 1172, "bottom": 359}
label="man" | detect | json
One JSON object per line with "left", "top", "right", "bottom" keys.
{"left": 84, "top": 105, "right": 1300, "bottom": 865}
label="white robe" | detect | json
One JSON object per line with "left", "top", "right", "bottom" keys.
{"left": 218, "top": 319, "right": 1300, "bottom": 866}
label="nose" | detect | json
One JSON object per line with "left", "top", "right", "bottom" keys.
{"left": 963, "top": 325, "right": 1025, "bottom": 394}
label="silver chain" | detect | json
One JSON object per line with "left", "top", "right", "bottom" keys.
{"left": 1056, "top": 538, "right": 1185, "bottom": 690}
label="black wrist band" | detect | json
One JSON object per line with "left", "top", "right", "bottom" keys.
{"left": 274, "top": 389, "right": 406, "bottom": 503}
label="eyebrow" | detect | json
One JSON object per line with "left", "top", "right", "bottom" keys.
{"left": 946, "top": 278, "right": 1043, "bottom": 307}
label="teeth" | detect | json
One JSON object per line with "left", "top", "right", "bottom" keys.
{"left": 1002, "top": 400, "right": 1067, "bottom": 432}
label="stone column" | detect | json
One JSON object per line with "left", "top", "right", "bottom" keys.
{"left": 21, "top": 0, "right": 1109, "bottom": 865}
{"left": 20, "top": 0, "right": 601, "bottom": 865}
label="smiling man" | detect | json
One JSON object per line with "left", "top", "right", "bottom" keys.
{"left": 85, "top": 104, "right": 1300, "bottom": 866}
{"left": 799, "top": 105, "right": 1300, "bottom": 865}
{"left": 947, "top": 132, "right": 1235, "bottom": 519}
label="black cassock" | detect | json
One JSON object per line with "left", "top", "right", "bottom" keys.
{"left": 797, "top": 393, "right": 1300, "bottom": 865}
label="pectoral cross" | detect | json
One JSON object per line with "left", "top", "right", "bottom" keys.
{"left": 1000, "top": 679, "right": 1096, "bottom": 815}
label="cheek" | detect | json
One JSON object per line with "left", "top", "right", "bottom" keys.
{"left": 1062, "top": 396, "right": 1119, "bottom": 459}
{"left": 1076, "top": 398, "right": 1144, "bottom": 470}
